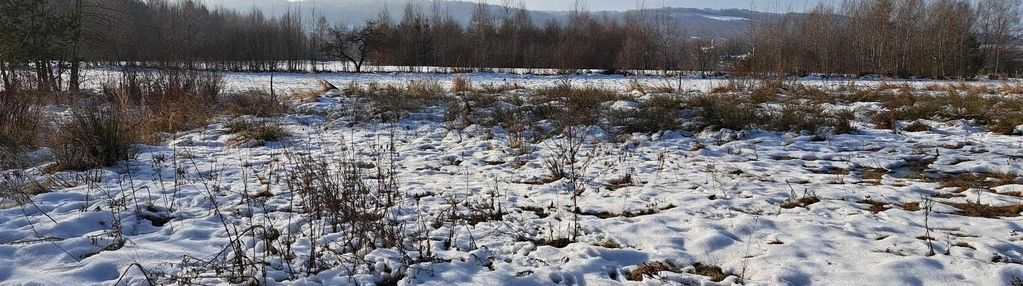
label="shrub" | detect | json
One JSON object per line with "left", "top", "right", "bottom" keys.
{"left": 368, "top": 80, "right": 449, "bottom": 122}
{"left": 830, "top": 110, "right": 857, "bottom": 135}
{"left": 452, "top": 76, "right": 472, "bottom": 93}
{"left": 943, "top": 91, "right": 990, "bottom": 122}
{"left": 49, "top": 108, "right": 140, "bottom": 171}
{"left": 0, "top": 91, "right": 47, "bottom": 168}
{"left": 977, "top": 94, "right": 1018, "bottom": 134}
{"left": 750, "top": 79, "right": 784, "bottom": 103}
{"left": 794, "top": 84, "right": 840, "bottom": 104}
{"left": 873, "top": 100, "right": 943, "bottom": 130}
{"left": 764, "top": 102, "right": 856, "bottom": 135}
{"left": 610, "top": 95, "right": 685, "bottom": 133}
{"left": 990, "top": 112, "right": 1023, "bottom": 135}
{"left": 766, "top": 102, "right": 824, "bottom": 132}
{"left": 688, "top": 93, "right": 759, "bottom": 130}
{"left": 533, "top": 82, "right": 621, "bottom": 128}
{"left": 103, "top": 69, "right": 224, "bottom": 141}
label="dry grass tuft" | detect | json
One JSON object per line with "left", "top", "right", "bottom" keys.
{"left": 857, "top": 84, "right": 1023, "bottom": 134}
{"left": 368, "top": 80, "right": 450, "bottom": 122}
{"left": 103, "top": 69, "right": 224, "bottom": 141}
{"left": 952, "top": 241, "right": 975, "bottom": 249}
{"left": 0, "top": 171, "right": 50, "bottom": 207}
{"left": 317, "top": 79, "right": 338, "bottom": 92}
{"left": 533, "top": 82, "right": 621, "bottom": 128}
{"left": 224, "top": 90, "right": 290, "bottom": 117}
{"left": 687, "top": 93, "right": 759, "bottom": 130}
{"left": 3, "top": 69, "right": 224, "bottom": 170}
{"left": 691, "top": 263, "right": 728, "bottom": 282}
{"left": 902, "top": 202, "right": 921, "bottom": 211}
{"left": 583, "top": 205, "right": 675, "bottom": 219}
{"left": 903, "top": 121, "right": 932, "bottom": 132}
{"left": 944, "top": 202, "right": 1023, "bottom": 218}
{"left": 873, "top": 100, "right": 943, "bottom": 130}
{"left": 989, "top": 103, "right": 1023, "bottom": 135}
{"left": 922, "top": 83, "right": 948, "bottom": 92}
{"left": 856, "top": 168, "right": 888, "bottom": 184}
{"left": 860, "top": 199, "right": 891, "bottom": 214}
{"left": 452, "top": 76, "right": 472, "bottom": 93}
{"left": 781, "top": 196, "right": 821, "bottom": 209}
{"left": 0, "top": 92, "right": 48, "bottom": 168}
{"left": 765, "top": 102, "right": 855, "bottom": 135}
{"left": 291, "top": 90, "right": 322, "bottom": 103}
{"left": 750, "top": 79, "right": 784, "bottom": 103}
{"left": 709, "top": 80, "right": 748, "bottom": 94}
{"left": 1002, "top": 81, "right": 1023, "bottom": 95}
{"left": 935, "top": 172, "right": 1016, "bottom": 191}
{"left": 595, "top": 239, "right": 622, "bottom": 249}
{"left": 629, "top": 262, "right": 681, "bottom": 281}
{"left": 226, "top": 119, "right": 291, "bottom": 146}
{"left": 49, "top": 108, "right": 140, "bottom": 171}
{"left": 609, "top": 95, "right": 686, "bottom": 133}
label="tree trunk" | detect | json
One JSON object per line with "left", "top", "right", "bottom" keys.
{"left": 35, "top": 61, "right": 45, "bottom": 91}
{"left": 1, "top": 62, "right": 9, "bottom": 91}
{"left": 70, "top": 61, "right": 80, "bottom": 93}
{"left": 70, "top": 0, "right": 82, "bottom": 93}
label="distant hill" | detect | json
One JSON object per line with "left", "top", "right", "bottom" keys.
{"left": 206, "top": 0, "right": 788, "bottom": 38}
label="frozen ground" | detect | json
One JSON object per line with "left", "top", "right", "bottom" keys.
{"left": 2, "top": 71, "right": 1023, "bottom": 285}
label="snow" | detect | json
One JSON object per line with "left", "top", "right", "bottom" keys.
{"left": 2, "top": 70, "right": 1023, "bottom": 285}
{"left": 76, "top": 67, "right": 1011, "bottom": 96}
{"left": 699, "top": 15, "right": 750, "bottom": 21}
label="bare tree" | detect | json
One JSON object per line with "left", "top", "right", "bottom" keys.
{"left": 324, "top": 22, "right": 381, "bottom": 73}
{"left": 467, "top": 1, "right": 495, "bottom": 69}
{"left": 977, "top": 0, "right": 1022, "bottom": 76}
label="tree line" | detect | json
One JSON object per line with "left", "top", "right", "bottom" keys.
{"left": 325, "top": 3, "right": 747, "bottom": 73}
{"left": 1, "top": 0, "right": 1021, "bottom": 93}
{"left": 1, "top": 0, "right": 315, "bottom": 92}
{"left": 749, "top": 0, "right": 1022, "bottom": 78}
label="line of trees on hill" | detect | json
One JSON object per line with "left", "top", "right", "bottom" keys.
{"left": 750, "top": 0, "right": 1022, "bottom": 78}
{"left": 1, "top": 0, "right": 1021, "bottom": 93}
{"left": 329, "top": 3, "right": 748, "bottom": 73}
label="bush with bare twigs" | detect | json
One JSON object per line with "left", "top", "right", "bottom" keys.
{"left": 102, "top": 69, "right": 224, "bottom": 140}
{"left": 49, "top": 107, "right": 140, "bottom": 171}
{"left": 366, "top": 80, "right": 450, "bottom": 122}
{"left": 766, "top": 102, "right": 856, "bottom": 135}
{"left": 609, "top": 95, "right": 686, "bottom": 133}
{"left": 0, "top": 92, "right": 48, "bottom": 168}
{"left": 687, "top": 93, "right": 760, "bottom": 131}
{"left": 532, "top": 81, "right": 622, "bottom": 129}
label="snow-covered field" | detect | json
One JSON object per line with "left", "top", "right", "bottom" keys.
{"left": 77, "top": 67, "right": 1013, "bottom": 95}
{"left": 2, "top": 71, "right": 1023, "bottom": 285}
